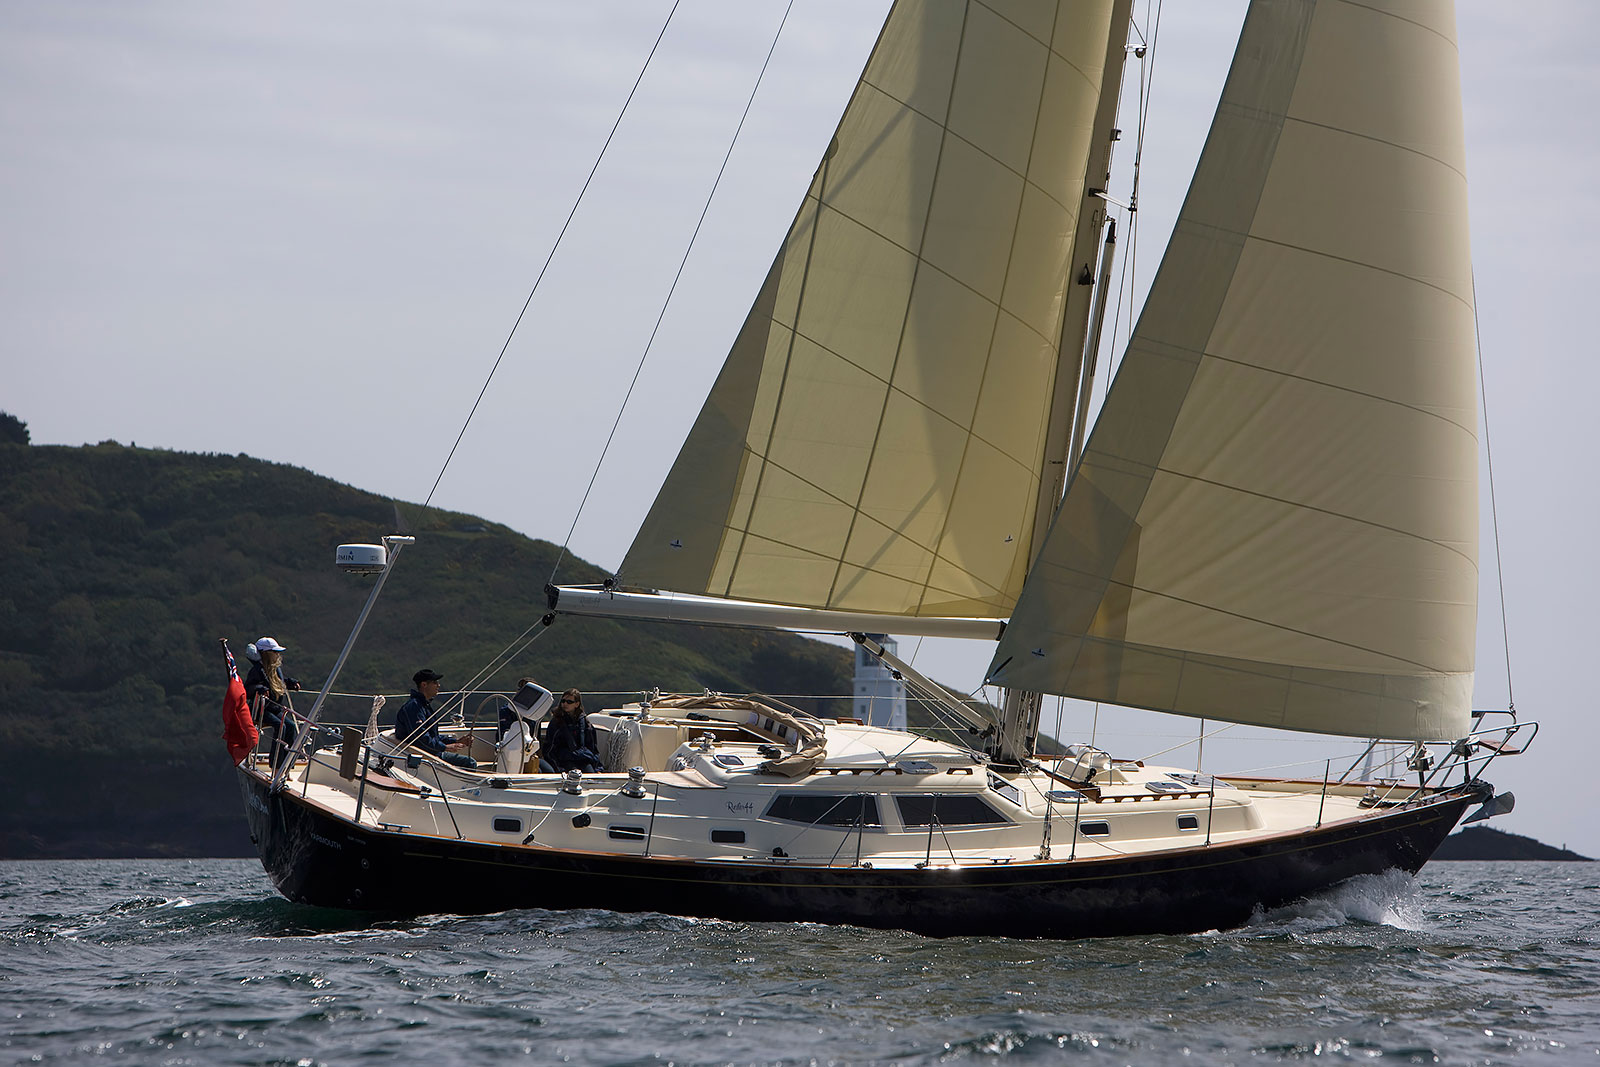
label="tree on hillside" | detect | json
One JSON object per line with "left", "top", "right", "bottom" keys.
{"left": 0, "top": 412, "right": 27, "bottom": 445}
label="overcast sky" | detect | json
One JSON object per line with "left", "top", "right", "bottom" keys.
{"left": 4, "top": 1, "right": 1595, "bottom": 856}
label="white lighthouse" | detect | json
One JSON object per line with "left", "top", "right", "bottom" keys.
{"left": 853, "top": 632, "right": 907, "bottom": 730}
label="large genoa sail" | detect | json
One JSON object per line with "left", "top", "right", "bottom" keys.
{"left": 989, "top": 0, "right": 1479, "bottom": 742}
{"left": 620, "top": 0, "right": 1121, "bottom": 619}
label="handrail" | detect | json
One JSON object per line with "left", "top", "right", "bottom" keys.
{"left": 1428, "top": 719, "right": 1539, "bottom": 790}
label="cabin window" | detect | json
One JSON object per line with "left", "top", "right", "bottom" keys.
{"left": 492, "top": 817, "right": 522, "bottom": 834}
{"left": 711, "top": 829, "right": 746, "bottom": 844}
{"left": 895, "top": 794, "right": 1008, "bottom": 827}
{"left": 608, "top": 825, "right": 647, "bottom": 841}
{"left": 1177, "top": 815, "right": 1200, "bottom": 832}
{"left": 764, "top": 793, "right": 881, "bottom": 827}
{"left": 1078, "top": 821, "right": 1110, "bottom": 837}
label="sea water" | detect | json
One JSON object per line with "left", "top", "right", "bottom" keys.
{"left": 2, "top": 859, "right": 1597, "bottom": 1065}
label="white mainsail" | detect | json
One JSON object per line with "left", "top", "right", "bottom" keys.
{"left": 989, "top": 0, "right": 1479, "bottom": 742}
{"left": 620, "top": 0, "right": 1121, "bottom": 619}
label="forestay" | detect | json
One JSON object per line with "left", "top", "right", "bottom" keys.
{"left": 989, "top": 0, "right": 1479, "bottom": 742}
{"left": 621, "top": 0, "right": 1120, "bottom": 619}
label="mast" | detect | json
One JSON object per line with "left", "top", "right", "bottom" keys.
{"left": 993, "top": 0, "right": 1136, "bottom": 764}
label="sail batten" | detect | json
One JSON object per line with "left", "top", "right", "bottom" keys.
{"left": 622, "top": 0, "right": 1122, "bottom": 618}
{"left": 989, "top": 0, "right": 1479, "bottom": 742}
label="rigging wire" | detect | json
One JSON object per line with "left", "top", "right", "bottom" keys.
{"left": 442, "top": 616, "right": 558, "bottom": 720}
{"left": 1104, "top": 0, "right": 1163, "bottom": 387}
{"left": 1079, "top": 2, "right": 1162, "bottom": 760}
{"left": 1472, "top": 269, "right": 1516, "bottom": 713}
{"left": 1139, "top": 721, "right": 1234, "bottom": 763}
{"left": 419, "top": 2, "right": 683, "bottom": 515}
{"left": 1123, "top": 0, "right": 1163, "bottom": 356}
{"left": 548, "top": 0, "right": 800, "bottom": 585}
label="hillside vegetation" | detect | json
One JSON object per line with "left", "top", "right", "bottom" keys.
{"left": 0, "top": 440, "right": 867, "bottom": 857}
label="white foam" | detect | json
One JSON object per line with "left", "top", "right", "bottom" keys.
{"left": 1248, "top": 869, "right": 1425, "bottom": 932}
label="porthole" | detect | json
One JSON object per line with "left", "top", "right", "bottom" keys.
{"left": 1177, "top": 814, "right": 1200, "bottom": 832}
{"left": 1078, "top": 821, "right": 1110, "bottom": 837}
{"left": 711, "top": 829, "right": 746, "bottom": 844}
{"left": 608, "top": 825, "right": 647, "bottom": 841}
{"left": 492, "top": 817, "right": 522, "bottom": 834}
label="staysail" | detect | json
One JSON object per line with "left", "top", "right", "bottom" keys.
{"left": 989, "top": 0, "right": 1479, "bottom": 742}
{"left": 620, "top": 0, "right": 1121, "bottom": 619}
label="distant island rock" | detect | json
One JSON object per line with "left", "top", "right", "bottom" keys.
{"left": 1433, "top": 826, "right": 1592, "bottom": 861}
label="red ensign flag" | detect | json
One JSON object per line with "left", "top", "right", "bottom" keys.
{"left": 221, "top": 640, "right": 258, "bottom": 764}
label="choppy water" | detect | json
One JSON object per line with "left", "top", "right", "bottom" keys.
{"left": 2, "top": 859, "right": 1597, "bottom": 1065}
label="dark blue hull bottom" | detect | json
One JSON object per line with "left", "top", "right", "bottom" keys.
{"left": 239, "top": 769, "right": 1483, "bottom": 939}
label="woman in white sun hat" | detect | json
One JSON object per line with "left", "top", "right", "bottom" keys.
{"left": 244, "top": 637, "right": 300, "bottom": 768}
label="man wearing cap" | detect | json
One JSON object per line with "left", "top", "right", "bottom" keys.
{"left": 394, "top": 669, "right": 477, "bottom": 770}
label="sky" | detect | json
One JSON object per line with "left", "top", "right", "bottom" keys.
{"left": 4, "top": 1, "right": 1596, "bottom": 855}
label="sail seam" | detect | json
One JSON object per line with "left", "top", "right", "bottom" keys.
{"left": 724, "top": 520, "right": 1007, "bottom": 610}
{"left": 1040, "top": 633, "right": 1462, "bottom": 738}
{"left": 745, "top": 342, "right": 1048, "bottom": 474}
{"left": 857, "top": 77, "right": 1088, "bottom": 220}
{"left": 721, "top": 446, "right": 1037, "bottom": 609}
{"left": 773, "top": 257, "right": 1063, "bottom": 375}
{"left": 1197, "top": 350, "right": 1477, "bottom": 437}
{"left": 820, "top": 1, "right": 976, "bottom": 613}
{"left": 737, "top": 531, "right": 1009, "bottom": 610}
{"left": 912, "top": 0, "right": 1077, "bottom": 615}
{"left": 1134, "top": 465, "right": 1479, "bottom": 570}
{"left": 697, "top": 1, "right": 901, "bottom": 598}
{"left": 1241, "top": 232, "right": 1474, "bottom": 311}
{"left": 1048, "top": 572, "right": 1464, "bottom": 675}
{"left": 1330, "top": 0, "right": 1457, "bottom": 51}
{"left": 1281, "top": 114, "right": 1468, "bottom": 184}
{"left": 863, "top": 6, "right": 1101, "bottom": 119}
{"left": 1156, "top": 218, "right": 1473, "bottom": 314}
{"left": 722, "top": 181, "right": 832, "bottom": 599}
{"left": 971, "top": 0, "right": 1089, "bottom": 71}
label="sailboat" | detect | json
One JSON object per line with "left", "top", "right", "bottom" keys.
{"left": 236, "top": 0, "right": 1532, "bottom": 938}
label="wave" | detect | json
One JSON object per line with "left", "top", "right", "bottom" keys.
{"left": 1241, "top": 868, "right": 1426, "bottom": 934}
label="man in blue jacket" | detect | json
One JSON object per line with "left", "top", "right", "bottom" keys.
{"left": 394, "top": 669, "right": 477, "bottom": 770}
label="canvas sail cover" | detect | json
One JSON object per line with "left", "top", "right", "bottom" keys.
{"left": 988, "top": 0, "right": 1479, "bottom": 741}
{"left": 620, "top": 0, "right": 1120, "bottom": 618}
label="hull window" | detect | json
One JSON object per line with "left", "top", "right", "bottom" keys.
{"left": 608, "top": 825, "right": 647, "bottom": 841}
{"left": 764, "top": 793, "right": 881, "bottom": 827}
{"left": 1177, "top": 814, "right": 1200, "bottom": 832}
{"left": 711, "top": 829, "right": 746, "bottom": 844}
{"left": 1078, "top": 821, "right": 1111, "bottom": 837}
{"left": 895, "top": 794, "right": 1008, "bottom": 827}
{"left": 492, "top": 817, "right": 522, "bottom": 834}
